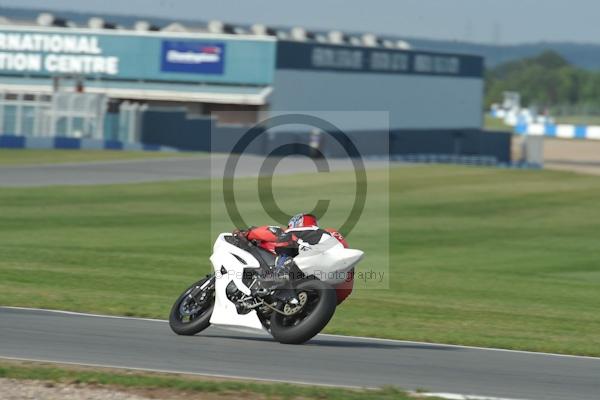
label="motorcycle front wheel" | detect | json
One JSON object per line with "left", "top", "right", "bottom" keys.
{"left": 270, "top": 278, "right": 337, "bottom": 344}
{"left": 169, "top": 275, "right": 215, "bottom": 336}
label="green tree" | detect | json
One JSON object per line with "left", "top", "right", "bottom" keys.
{"left": 484, "top": 50, "right": 598, "bottom": 110}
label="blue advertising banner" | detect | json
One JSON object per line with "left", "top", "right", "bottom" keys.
{"left": 161, "top": 41, "right": 225, "bottom": 74}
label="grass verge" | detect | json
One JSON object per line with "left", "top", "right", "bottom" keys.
{"left": 0, "top": 359, "right": 416, "bottom": 400}
{"left": 0, "top": 149, "right": 198, "bottom": 166}
{"left": 1, "top": 165, "right": 600, "bottom": 355}
{"left": 483, "top": 115, "right": 511, "bottom": 131}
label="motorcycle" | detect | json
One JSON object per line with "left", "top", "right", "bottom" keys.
{"left": 169, "top": 232, "right": 363, "bottom": 344}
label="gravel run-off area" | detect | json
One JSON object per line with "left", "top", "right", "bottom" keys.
{"left": 0, "top": 377, "right": 258, "bottom": 400}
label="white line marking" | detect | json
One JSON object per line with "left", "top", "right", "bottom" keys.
{"left": 0, "top": 356, "right": 530, "bottom": 400}
{"left": 317, "top": 333, "right": 600, "bottom": 361}
{"left": 417, "top": 393, "right": 529, "bottom": 400}
{"left": 2, "top": 306, "right": 600, "bottom": 361}
{"left": 0, "top": 356, "right": 368, "bottom": 390}
{"left": 0, "top": 306, "right": 167, "bottom": 323}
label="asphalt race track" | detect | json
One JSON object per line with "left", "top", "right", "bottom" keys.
{"left": 0, "top": 155, "right": 390, "bottom": 187}
{"left": 1, "top": 308, "right": 599, "bottom": 400}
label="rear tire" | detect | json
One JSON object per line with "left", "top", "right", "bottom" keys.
{"left": 270, "top": 279, "right": 337, "bottom": 344}
{"left": 169, "top": 277, "right": 214, "bottom": 336}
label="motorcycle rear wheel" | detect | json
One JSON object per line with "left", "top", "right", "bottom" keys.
{"left": 270, "top": 278, "right": 337, "bottom": 344}
{"left": 169, "top": 276, "right": 215, "bottom": 336}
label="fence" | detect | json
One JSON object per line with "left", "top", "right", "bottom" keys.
{"left": 115, "top": 101, "right": 147, "bottom": 143}
{"left": 0, "top": 90, "right": 108, "bottom": 139}
{"left": 0, "top": 92, "right": 54, "bottom": 137}
{"left": 0, "top": 91, "right": 146, "bottom": 142}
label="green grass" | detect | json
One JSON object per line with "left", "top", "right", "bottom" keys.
{"left": 483, "top": 115, "right": 511, "bottom": 131}
{"left": 0, "top": 149, "right": 198, "bottom": 165}
{"left": 0, "top": 360, "right": 415, "bottom": 399}
{"left": 1, "top": 166, "right": 600, "bottom": 356}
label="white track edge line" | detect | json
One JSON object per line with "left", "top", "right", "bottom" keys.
{"left": 0, "top": 306, "right": 167, "bottom": 323}
{"left": 0, "top": 356, "right": 368, "bottom": 390}
{"left": 417, "top": 393, "right": 530, "bottom": 400}
{"left": 317, "top": 333, "right": 600, "bottom": 360}
{"left": 0, "top": 356, "right": 528, "bottom": 399}
{"left": 2, "top": 306, "right": 599, "bottom": 361}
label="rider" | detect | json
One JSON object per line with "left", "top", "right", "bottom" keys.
{"left": 233, "top": 213, "right": 353, "bottom": 303}
{"left": 236, "top": 213, "right": 342, "bottom": 258}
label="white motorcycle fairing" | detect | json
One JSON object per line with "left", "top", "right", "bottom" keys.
{"left": 294, "top": 236, "right": 363, "bottom": 286}
{"left": 209, "top": 233, "right": 264, "bottom": 331}
{"left": 208, "top": 233, "right": 364, "bottom": 332}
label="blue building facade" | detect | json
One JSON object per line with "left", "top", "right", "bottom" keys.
{"left": 0, "top": 24, "right": 484, "bottom": 133}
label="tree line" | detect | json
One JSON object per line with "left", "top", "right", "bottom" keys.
{"left": 485, "top": 50, "right": 600, "bottom": 112}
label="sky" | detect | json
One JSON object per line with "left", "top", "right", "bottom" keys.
{"left": 1, "top": 0, "right": 599, "bottom": 45}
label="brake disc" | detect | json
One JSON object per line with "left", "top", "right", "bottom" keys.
{"left": 180, "top": 296, "right": 202, "bottom": 316}
{"left": 282, "top": 292, "right": 308, "bottom": 315}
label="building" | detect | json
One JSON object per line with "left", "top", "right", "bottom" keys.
{"left": 0, "top": 9, "right": 507, "bottom": 162}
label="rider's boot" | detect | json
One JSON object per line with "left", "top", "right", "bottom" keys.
{"left": 254, "top": 258, "right": 303, "bottom": 295}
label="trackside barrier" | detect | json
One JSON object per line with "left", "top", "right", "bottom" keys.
{"left": 138, "top": 109, "right": 512, "bottom": 163}
{"left": 390, "top": 154, "right": 541, "bottom": 169}
{"left": 0, "top": 135, "right": 536, "bottom": 169}
{"left": 489, "top": 107, "right": 600, "bottom": 141}
{"left": 515, "top": 122, "right": 600, "bottom": 140}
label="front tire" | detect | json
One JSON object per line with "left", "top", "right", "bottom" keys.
{"left": 270, "top": 279, "right": 337, "bottom": 344}
{"left": 169, "top": 276, "right": 215, "bottom": 336}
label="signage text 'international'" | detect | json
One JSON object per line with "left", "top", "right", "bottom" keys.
{"left": 0, "top": 33, "right": 119, "bottom": 75}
